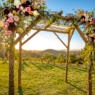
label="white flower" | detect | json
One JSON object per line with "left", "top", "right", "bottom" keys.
{"left": 33, "top": 10, "right": 39, "bottom": 17}
{"left": 14, "top": 0, "right": 21, "bottom": 8}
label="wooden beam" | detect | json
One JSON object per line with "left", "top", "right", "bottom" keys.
{"left": 15, "top": 11, "right": 63, "bottom": 45}
{"left": 53, "top": 32, "right": 67, "bottom": 48}
{"left": 15, "top": 16, "right": 41, "bottom": 45}
{"left": 32, "top": 28, "right": 69, "bottom": 34}
{"left": 22, "top": 30, "right": 40, "bottom": 45}
{"left": 75, "top": 25, "right": 87, "bottom": 43}
{"left": 69, "top": 29, "right": 75, "bottom": 41}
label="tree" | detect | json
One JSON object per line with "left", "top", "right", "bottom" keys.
{"left": 41, "top": 53, "right": 56, "bottom": 64}
{"left": 56, "top": 53, "right": 65, "bottom": 64}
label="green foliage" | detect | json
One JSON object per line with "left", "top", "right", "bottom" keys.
{"left": 81, "top": 44, "right": 95, "bottom": 66}
{"left": 70, "top": 53, "right": 77, "bottom": 63}
{"left": 56, "top": 53, "right": 65, "bottom": 64}
{"left": 41, "top": 53, "right": 56, "bottom": 64}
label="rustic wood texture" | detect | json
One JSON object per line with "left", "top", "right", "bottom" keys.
{"left": 9, "top": 33, "right": 15, "bottom": 95}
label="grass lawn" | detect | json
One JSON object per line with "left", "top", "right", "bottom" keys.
{"left": 0, "top": 60, "right": 95, "bottom": 95}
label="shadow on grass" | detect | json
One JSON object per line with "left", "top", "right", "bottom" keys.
{"left": 67, "top": 81, "right": 87, "bottom": 94}
{"left": 31, "top": 63, "right": 66, "bottom": 71}
{"left": 32, "top": 63, "right": 54, "bottom": 70}
{"left": 54, "top": 64, "right": 66, "bottom": 70}
{"left": 21, "top": 61, "right": 31, "bottom": 71}
{"left": 70, "top": 67, "right": 87, "bottom": 72}
{"left": 18, "top": 87, "right": 23, "bottom": 95}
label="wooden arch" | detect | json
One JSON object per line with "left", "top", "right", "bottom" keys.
{"left": 8, "top": 10, "right": 93, "bottom": 95}
{"left": 18, "top": 24, "right": 75, "bottom": 87}
{"left": 17, "top": 18, "right": 87, "bottom": 89}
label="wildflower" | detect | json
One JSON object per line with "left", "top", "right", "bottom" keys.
{"left": 26, "top": 7, "right": 31, "bottom": 13}
{"left": 14, "top": 0, "right": 21, "bottom": 8}
{"left": 8, "top": 13, "right": 14, "bottom": 18}
{"left": 13, "top": 10, "right": 17, "bottom": 14}
{"left": 4, "top": 21, "right": 9, "bottom": 27}
{"left": 19, "top": 6, "right": 24, "bottom": 11}
{"left": 33, "top": 10, "right": 39, "bottom": 17}
{"left": 7, "top": 17, "right": 14, "bottom": 23}
{"left": 5, "top": 30, "right": 12, "bottom": 35}
{"left": 14, "top": 16, "right": 19, "bottom": 22}
{"left": 92, "top": 18, "right": 95, "bottom": 24}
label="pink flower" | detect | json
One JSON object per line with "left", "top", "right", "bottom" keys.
{"left": 26, "top": 7, "right": 31, "bottom": 13}
{"left": 19, "top": 6, "right": 24, "bottom": 11}
{"left": 14, "top": 16, "right": 19, "bottom": 22}
{"left": 8, "top": 13, "right": 14, "bottom": 18}
{"left": 4, "top": 21, "right": 9, "bottom": 26}
{"left": 94, "top": 38, "right": 95, "bottom": 43}
{"left": 5, "top": 30, "right": 12, "bottom": 35}
{"left": 92, "top": 18, "right": 95, "bottom": 24}
{"left": 7, "top": 17, "right": 14, "bottom": 23}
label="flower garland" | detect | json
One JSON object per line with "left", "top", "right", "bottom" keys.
{"left": 78, "top": 10, "right": 95, "bottom": 44}
{"left": 65, "top": 10, "right": 95, "bottom": 44}
{"left": 0, "top": 0, "right": 94, "bottom": 44}
{"left": 0, "top": 0, "right": 45, "bottom": 35}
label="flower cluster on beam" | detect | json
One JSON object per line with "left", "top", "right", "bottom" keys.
{"left": 0, "top": 0, "right": 45, "bottom": 34}
{"left": 77, "top": 10, "right": 95, "bottom": 44}
{"left": 61, "top": 10, "right": 95, "bottom": 44}
{"left": 0, "top": 0, "right": 95, "bottom": 45}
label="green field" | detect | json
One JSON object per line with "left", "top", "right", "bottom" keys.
{"left": 0, "top": 60, "right": 95, "bottom": 95}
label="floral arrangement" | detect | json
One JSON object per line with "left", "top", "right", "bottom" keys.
{"left": 78, "top": 10, "right": 95, "bottom": 44}
{"left": 0, "top": 0, "right": 94, "bottom": 45}
{"left": 0, "top": 0, "right": 45, "bottom": 35}
{"left": 65, "top": 10, "right": 95, "bottom": 44}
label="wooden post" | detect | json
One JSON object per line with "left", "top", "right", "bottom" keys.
{"left": 87, "top": 43, "right": 95, "bottom": 95}
{"left": 65, "top": 33, "right": 70, "bottom": 82}
{"left": 18, "top": 40, "right": 22, "bottom": 88}
{"left": 87, "top": 63, "right": 92, "bottom": 95}
{"left": 9, "top": 33, "right": 15, "bottom": 95}
{"left": 87, "top": 51, "right": 93, "bottom": 95}
{"left": 75, "top": 25, "right": 87, "bottom": 43}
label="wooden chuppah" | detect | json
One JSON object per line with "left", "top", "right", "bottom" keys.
{"left": 18, "top": 23, "right": 75, "bottom": 89}
{"left": 0, "top": 0, "right": 94, "bottom": 95}
{"left": 17, "top": 11, "right": 63, "bottom": 88}
{"left": 10, "top": 10, "right": 91, "bottom": 95}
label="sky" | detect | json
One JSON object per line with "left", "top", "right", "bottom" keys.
{"left": 1, "top": 0, "right": 95, "bottom": 50}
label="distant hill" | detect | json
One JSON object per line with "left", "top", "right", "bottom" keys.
{"left": 40, "top": 49, "right": 66, "bottom": 56}
{"left": 20, "top": 49, "right": 80, "bottom": 58}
